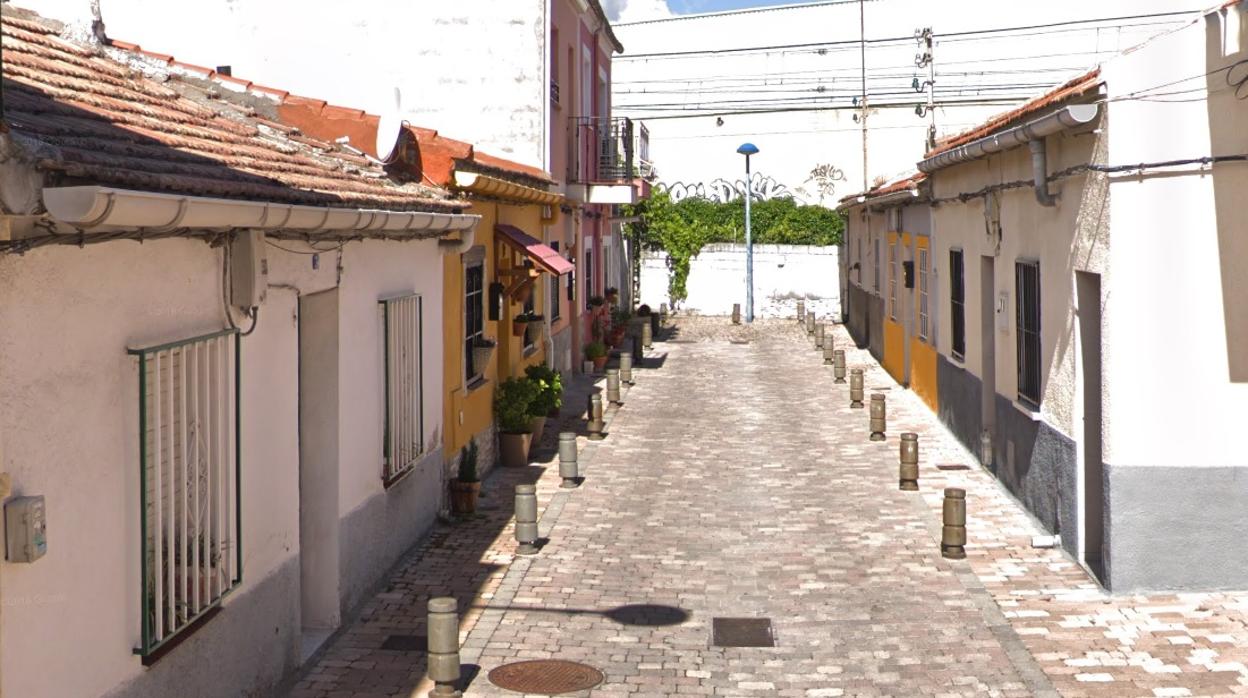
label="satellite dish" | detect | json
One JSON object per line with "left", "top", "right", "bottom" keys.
{"left": 375, "top": 86, "right": 403, "bottom": 162}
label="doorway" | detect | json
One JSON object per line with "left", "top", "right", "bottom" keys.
{"left": 1076, "top": 272, "right": 1105, "bottom": 579}
{"left": 980, "top": 256, "right": 997, "bottom": 465}
{"left": 298, "top": 289, "right": 341, "bottom": 660}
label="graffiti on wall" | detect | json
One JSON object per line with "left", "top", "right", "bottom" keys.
{"left": 658, "top": 163, "right": 847, "bottom": 206}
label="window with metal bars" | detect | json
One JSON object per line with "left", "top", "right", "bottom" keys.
{"left": 1015, "top": 260, "right": 1042, "bottom": 406}
{"left": 918, "top": 247, "right": 930, "bottom": 342}
{"left": 950, "top": 249, "right": 966, "bottom": 359}
{"left": 381, "top": 294, "right": 424, "bottom": 484}
{"left": 888, "top": 241, "right": 898, "bottom": 320}
{"left": 523, "top": 274, "right": 537, "bottom": 353}
{"left": 584, "top": 248, "right": 595, "bottom": 306}
{"left": 464, "top": 262, "right": 485, "bottom": 382}
{"left": 130, "top": 328, "right": 241, "bottom": 659}
{"left": 549, "top": 241, "right": 562, "bottom": 322}
{"left": 873, "top": 239, "right": 881, "bottom": 292}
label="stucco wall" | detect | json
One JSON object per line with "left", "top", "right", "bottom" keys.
{"left": 640, "top": 244, "right": 840, "bottom": 320}
{"left": 0, "top": 234, "right": 446, "bottom": 697}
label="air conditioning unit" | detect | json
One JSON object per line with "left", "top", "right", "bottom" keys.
{"left": 231, "top": 230, "right": 268, "bottom": 310}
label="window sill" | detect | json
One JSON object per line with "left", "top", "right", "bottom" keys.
{"left": 522, "top": 345, "right": 539, "bottom": 358}
{"left": 1013, "top": 398, "right": 1043, "bottom": 421}
{"left": 383, "top": 463, "right": 419, "bottom": 490}
{"left": 138, "top": 603, "right": 224, "bottom": 666}
{"left": 466, "top": 377, "right": 490, "bottom": 395}
{"left": 950, "top": 351, "right": 965, "bottom": 364}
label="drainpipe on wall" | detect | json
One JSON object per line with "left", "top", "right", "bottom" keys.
{"left": 1029, "top": 139, "right": 1057, "bottom": 207}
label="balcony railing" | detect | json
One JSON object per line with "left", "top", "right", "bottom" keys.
{"left": 569, "top": 116, "right": 648, "bottom": 185}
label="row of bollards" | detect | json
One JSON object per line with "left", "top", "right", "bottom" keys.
{"left": 815, "top": 319, "right": 968, "bottom": 562}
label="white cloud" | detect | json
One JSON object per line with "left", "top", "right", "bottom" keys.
{"left": 603, "top": 0, "right": 675, "bottom": 23}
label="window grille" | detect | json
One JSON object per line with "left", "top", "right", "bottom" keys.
{"left": 549, "top": 241, "right": 562, "bottom": 321}
{"left": 382, "top": 294, "right": 424, "bottom": 483}
{"left": 950, "top": 249, "right": 966, "bottom": 359}
{"left": 1015, "top": 261, "right": 1042, "bottom": 405}
{"left": 130, "top": 328, "right": 241, "bottom": 658}
{"left": 918, "top": 248, "right": 930, "bottom": 341}
{"left": 888, "top": 241, "right": 898, "bottom": 320}
{"left": 873, "top": 239, "right": 881, "bottom": 292}
{"left": 464, "top": 264, "right": 484, "bottom": 382}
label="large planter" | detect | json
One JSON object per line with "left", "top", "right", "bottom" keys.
{"left": 449, "top": 480, "right": 481, "bottom": 514}
{"left": 499, "top": 432, "right": 532, "bottom": 467}
{"left": 529, "top": 416, "right": 547, "bottom": 451}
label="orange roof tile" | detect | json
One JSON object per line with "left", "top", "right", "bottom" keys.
{"left": 925, "top": 69, "right": 1102, "bottom": 159}
{"left": 1, "top": 9, "right": 462, "bottom": 212}
{"left": 839, "top": 173, "right": 926, "bottom": 206}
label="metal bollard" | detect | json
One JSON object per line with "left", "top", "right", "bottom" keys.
{"left": 620, "top": 351, "right": 634, "bottom": 385}
{"left": 833, "top": 350, "right": 847, "bottom": 383}
{"left": 427, "top": 597, "right": 462, "bottom": 696}
{"left": 606, "top": 368, "right": 622, "bottom": 405}
{"left": 641, "top": 320, "right": 653, "bottom": 349}
{"left": 514, "top": 484, "right": 539, "bottom": 555}
{"left": 849, "top": 368, "right": 864, "bottom": 407}
{"left": 797, "top": 300, "right": 805, "bottom": 322}
{"left": 869, "top": 393, "right": 887, "bottom": 441}
{"left": 586, "top": 393, "right": 605, "bottom": 440}
{"left": 942, "top": 488, "right": 967, "bottom": 559}
{"left": 822, "top": 338, "right": 835, "bottom": 365}
{"left": 815, "top": 323, "right": 825, "bottom": 349}
{"left": 899, "top": 433, "right": 919, "bottom": 491}
{"left": 558, "top": 432, "right": 579, "bottom": 488}
{"left": 732, "top": 303, "right": 741, "bottom": 324}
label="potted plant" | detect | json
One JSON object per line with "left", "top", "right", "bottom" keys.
{"left": 513, "top": 310, "right": 544, "bottom": 338}
{"left": 585, "top": 341, "right": 609, "bottom": 372}
{"left": 471, "top": 336, "right": 497, "bottom": 373}
{"left": 495, "top": 377, "right": 540, "bottom": 467}
{"left": 449, "top": 440, "right": 480, "bottom": 514}
{"left": 609, "top": 308, "right": 631, "bottom": 347}
{"left": 587, "top": 295, "right": 605, "bottom": 315}
{"left": 526, "top": 364, "right": 564, "bottom": 419}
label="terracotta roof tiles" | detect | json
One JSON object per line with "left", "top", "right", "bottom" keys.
{"left": 0, "top": 8, "right": 463, "bottom": 212}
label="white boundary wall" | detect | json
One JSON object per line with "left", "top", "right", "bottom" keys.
{"left": 640, "top": 244, "right": 840, "bottom": 320}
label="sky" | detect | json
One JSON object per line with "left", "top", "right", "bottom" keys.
{"left": 604, "top": 0, "right": 801, "bottom": 24}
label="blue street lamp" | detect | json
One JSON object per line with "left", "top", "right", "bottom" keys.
{"left": 737, "top": 142, "right": 759, "bottom": 323}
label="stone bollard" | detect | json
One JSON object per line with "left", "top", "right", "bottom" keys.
{"left": 641, "top": 320, "right": 653, "bottom": 349}
{"left": 822, "top": 338, "right": 835, "bottom": 365}
{"left": 869, "top": 393, "right": 887, "bottom": 441}
{"left": 586, "top": 393, "right": 605, "bottom": 440}
{"left": 833, "top": 350, "right": 847, "bottom": 383}
{"left": 514, "top": 484, "right": 539, "bottom": 555}
{"left": 806, "top": 313, "right": 816, "bottom": 336}
{"left": 797, "top": 300, "right": 805, "bottom": 322}
{"left": 427, "top": 597, "right": 463, "bottom": 696}
{"left": 899, "top": 433, "right": 919, "bottom": 491}
{"left": 815, "top": 323, "right": 825, "bottom": 349}
{"left": 942, "top": 488, "right": 967, "bottom": 559}
{"left": 606, "top": 368, "right": 622, "bottom": 405}
{"left": 558, "top": 432, "right": 579, "bottom": 488}
{"left": 660, "top": 303, "right": 668, "bottom": 320}
{"left": 849, "top": 368, "right": 864, "bottom": 407}
{"left": 732, "top": 303, "right": 741, "bottom": 325}
{"left": 620, "top": 351, "right": 634, "bottom": 385}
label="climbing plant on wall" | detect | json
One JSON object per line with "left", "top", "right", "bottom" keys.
{"left": 623, "top": 191, "right": 844, "bottom": 302}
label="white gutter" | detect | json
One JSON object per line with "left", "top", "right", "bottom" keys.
{"left": 42, "top": 186, "right": 481, "bottom": 235}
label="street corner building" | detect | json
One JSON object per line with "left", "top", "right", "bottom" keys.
{"left": 839, "top": 1, "right": 1248, "bottom": 593}
{"left": 0, "top": 6, "right": 483, "bottom": 697}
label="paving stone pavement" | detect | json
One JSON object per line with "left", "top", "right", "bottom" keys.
{"left": 288, "top": 317, "right": 1248, "bottom": 698}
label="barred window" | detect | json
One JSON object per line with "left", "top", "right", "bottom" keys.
{"left": 381, "top": 294, "right": 424, "bottom": 483}
{"left": 950, "top": 249, "right": 966, "bottom": 359}
{"left": 549, "top": 241, "right": 562, "bottom": 322}
{"left": 918, "top": 247, "right": 930, "bottom": 341}
{"left": 131, "top": 329, "right": 241, "bottom": 659}
{"left": 888, "top": 241, "right": 898, "bottom": 320}
{"left": 1015, "top": 261, "right": 1042, "bottom": 405}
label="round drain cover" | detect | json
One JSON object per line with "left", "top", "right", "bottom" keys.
{"left": 488, "top": 659, "right": 605, "bottom": 694}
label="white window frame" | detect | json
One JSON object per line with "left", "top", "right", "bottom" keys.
{"left": 918, "top": 247, "right": 930, "bottom": 342}
{"left": 888, "top": 240, "right": 898, "bottom": 320}
{"left": 381, "top": 293, "right": 424, "bottom": 484}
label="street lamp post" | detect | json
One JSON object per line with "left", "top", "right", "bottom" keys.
{"left": 737, "top": 142, "right": 759, "bottom": 323}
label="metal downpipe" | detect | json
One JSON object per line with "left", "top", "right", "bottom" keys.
{"left": 1030, "top": 139, "right": 1057, "bottom": 207}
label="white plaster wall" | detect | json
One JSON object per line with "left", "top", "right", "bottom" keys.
{"left": 0, "top": 235, "right": 444, "bottom": 698}
{"left": 1101, "top": 13, "right": 1248, "bottom": 467}
{"left": 641, "top": 244, "right": 840, "bottom": 319}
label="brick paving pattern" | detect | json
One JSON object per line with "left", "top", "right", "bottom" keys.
{"left": 288, "top": 316, "right": 1248, "bottom": 697}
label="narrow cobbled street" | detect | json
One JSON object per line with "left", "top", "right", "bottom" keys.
{"left": 291, "top": 318, "right": 1248, "bottom": 698}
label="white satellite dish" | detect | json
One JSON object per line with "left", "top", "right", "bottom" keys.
{"left": 375, "top": 86, "right": 404, "bottom": 162}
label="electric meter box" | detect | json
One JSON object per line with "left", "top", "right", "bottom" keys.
{"left": 230, "top": 230, "right": 268, "bottom": 310}
{"left": 5, "top": 495, "right": 47, "bottom": 563}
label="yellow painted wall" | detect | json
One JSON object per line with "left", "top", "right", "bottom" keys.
{"left": 442, "top": 200, "right": 549, "bottom": 457}
{"left": 909, "top": 235, "right": 939, "bottom": 412}
{"left": 881, "top": 232, "right": 907, "bottom": 383}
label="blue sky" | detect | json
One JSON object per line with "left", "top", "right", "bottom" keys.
{"left": 604, "top": 0, "right": 805, "bottom": 23}
{"left": 667, "top": 0, "right": 804, "bottom": 12}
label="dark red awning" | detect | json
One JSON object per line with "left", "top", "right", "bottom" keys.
{"left": 495, "top": 224, "right": 574, "bottom": 276}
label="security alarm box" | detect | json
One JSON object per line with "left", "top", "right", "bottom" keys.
{"left": 230, "top": 230, "right": 268, "bottom": 309}
{"left": 6, "top": 496, "right": 47, "bottom": 563}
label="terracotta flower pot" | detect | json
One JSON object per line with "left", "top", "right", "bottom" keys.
{"left": 512, "top": 320, "right": 527, "bottom": 337}
{"left": 449, "top": 480, "right": 481, "bottom": 514}
{"left": 529, "top": 416, "right": 547, "bottom": 450}
{"left": 499, "top": 432, "right": 532, "bottom": 467}
{"left": 592, "top": 355, "right": 608, "bottom": 371}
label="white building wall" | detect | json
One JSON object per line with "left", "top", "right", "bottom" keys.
{"left": 0, "top": 235, "right": 445, "bottom": 697}
{"left": 641, "top": 243, "right": 839, "bottom": 319}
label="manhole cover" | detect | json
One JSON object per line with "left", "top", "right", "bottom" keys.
{"left": 712, "top": 617, "right": 775, "bottom": 647}
{"left": 488, "top": 659, "right": 605, "bottom": 694}
{"left": 379, "top": 634, "right": 426, "bottom": 651}
{"left": 936, "top": 463, "right": 971, "bottom": 471}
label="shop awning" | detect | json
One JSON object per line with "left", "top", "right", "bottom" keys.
{"left": 495, "top": 224, "right": 573, "bottom": 276}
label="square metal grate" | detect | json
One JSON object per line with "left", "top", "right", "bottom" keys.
{"left": 712, "top": 617, "right": 775, "bottom": 647}
{"left": 380, "top": 634, "right": 427, "bottom": 651}
{"left": 936, "top": 463, "right": 971, "bottom": 471}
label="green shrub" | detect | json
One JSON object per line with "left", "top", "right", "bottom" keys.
{"left": 584, "top": 341, "right": 608, "bottom": 360}
{"left": 525, "top": 365, "right": 563, "bottom": 416}
{"left": 457, "top": 440, "right": 479, "bottom": 483}
{"left": 494, "top": 377, "right": 540, "bottom": 433}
